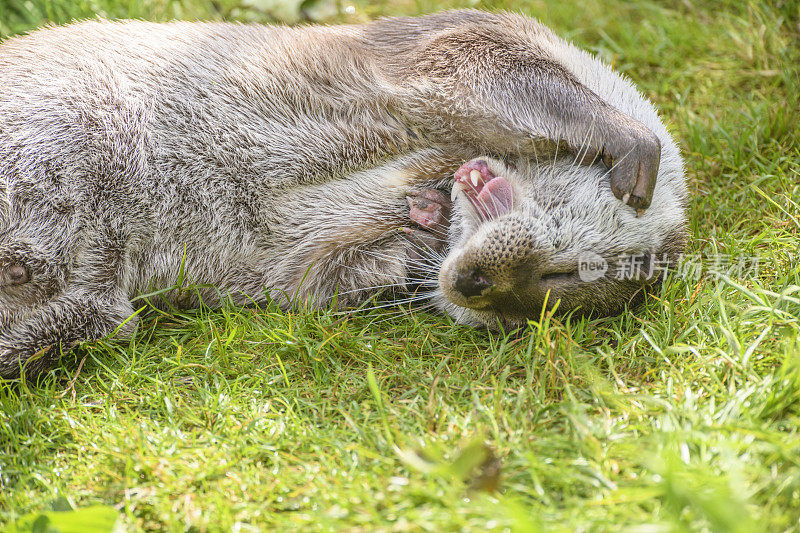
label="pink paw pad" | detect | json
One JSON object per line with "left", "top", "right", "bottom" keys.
{"left": 406, "top": 189, "right": 450, "bottom": 234}
{"left": 452, "top": 159, "right": 514, "bottom": 219}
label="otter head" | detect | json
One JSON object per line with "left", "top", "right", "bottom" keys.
{"left": 433, "top": 149, "right": 687, "bottom": 327}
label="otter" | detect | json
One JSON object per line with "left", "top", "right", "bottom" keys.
{"left": 0, "top": 10, "right": 687, "bottom": 378}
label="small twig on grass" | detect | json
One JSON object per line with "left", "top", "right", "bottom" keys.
{"left": 59, "top": 353, "right": 88, "bottom": 402}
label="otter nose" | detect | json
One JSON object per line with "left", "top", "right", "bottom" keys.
{"left": 454, "top": 270, "right": 492, "bottom": 298}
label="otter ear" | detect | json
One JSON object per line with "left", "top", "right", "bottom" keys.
{"left": 0, "top": 264, "right": 29, "bottom": 287}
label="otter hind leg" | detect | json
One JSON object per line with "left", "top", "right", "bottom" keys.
{"left": 0, "top": 291, "right": 137, "bottom": 380}
{"left": 0, "top": 221, "right": 138, "bottom": 379}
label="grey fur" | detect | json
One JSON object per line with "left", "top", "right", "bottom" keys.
{"left": 0, "top": 11, "right": 687, "bottom": 378}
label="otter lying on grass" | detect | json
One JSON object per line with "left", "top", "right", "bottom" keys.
{"left": 0, "top": 10, "right": 686, "bottom": 378}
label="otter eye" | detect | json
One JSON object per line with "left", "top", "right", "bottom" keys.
{"left": 1, "top": 264, "right": 29, "bottom": 287}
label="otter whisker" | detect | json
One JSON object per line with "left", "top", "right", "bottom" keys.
{"left": 331, "top": 249, "right": 442, "bottom": 297}
{"left": 332, "top": 278, "right": 435, "bottom": 298}
{"left": 363, "top": 301, "right": 441, "bottom": 326}
{"left": 389, "top": 234, "right": 448, "bottom": 263}
{"left": 333, "top": 262, "right": 434, "bottom": 287}
{"left": 358, "top": 248, "right": 441, "bottom": 272}
{"left": 393, "top": 230, "right": 450, "bottom": 246}
{"left": 551, "top": 130, "right": 561, "bottom": 173}
{"left": 330, "top": 287, "right": 436, "bottom": 315}
{"left": 361, "top": 296, "right": 439, "bottom": 316}
{"left": 360, "top": 252, "right": 434, "bottom": 272}
{"left": 353, "top": 294, "right": 436, "bottom": 314}
{"left": 596, "top": 144, "right": 637, "bottom": 183}
{"left": 571, "top": 113, "right": 600, "bottom": 169}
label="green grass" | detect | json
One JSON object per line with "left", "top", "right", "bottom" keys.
{"left": 1, "top": 0, "right": 799, "bottom": 530}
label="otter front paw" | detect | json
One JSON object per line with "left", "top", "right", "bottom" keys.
{"left": 608, "top": 126, "right": 660, "bottom": 214}
{"left": 402, "top": 189, "right": 452, "bottom": 289}
{"left": 406, "top": 188, "right": 451, "bottom": 236}
{"left": 582, "top": 120, "right": 661, "bottom": 214}
{"left": 0, "top": 341, "right": 62, "bottom": 379}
